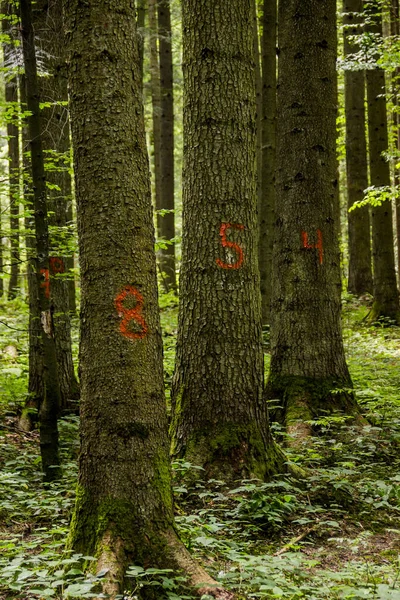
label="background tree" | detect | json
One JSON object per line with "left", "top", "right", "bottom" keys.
{"left": 2, "top": 2, "right": 20, "bottom": 300}
{"left": 158, "top": 0, "right": 176, "bottom": 291}
{"left": 365, "top": 0, "right": 399, "bottom": 323}
{"left": 266, "top": 0, "right": 360, "bottom": 437}
{"left": 259, "top": 0, "right": 277, "bottom": 324}
{"left": 149, "top": 0, "right": 162, "bottom": 245}
{"left": 171, "top": 0, "right": 284, "bottom": 482}
{"left": 343, "top": 0, "right": 373, "bottom": 295}
{"left": 64, "top": 0, "right": 233, "bottom": 596}
{"left": 20, "top": 0, "right": 61, "bottom": 481}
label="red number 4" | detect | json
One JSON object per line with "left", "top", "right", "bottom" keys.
{"left": 301, "top": 229, "right": 323, "bottom": 264}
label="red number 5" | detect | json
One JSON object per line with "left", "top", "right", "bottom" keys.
{"left": 115, "top": 286, "right": 148, "bottom": 340}
{"left": 216, "top": 222, "right": 245, "bottom": 270}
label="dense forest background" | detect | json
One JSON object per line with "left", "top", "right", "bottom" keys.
{"left": 2, "top": 0, "right": 400, "bottom": 598}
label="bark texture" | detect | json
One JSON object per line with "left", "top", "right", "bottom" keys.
{"left": 365, "top": 2, "right": 400, "bottom": 323}
{"left": 157, "top": 0, "right": 176, "bottom": 291}
{"left": 390, "top": 0, "right": 400, "bottom": 287}
{"left": 149, "top": 0, "right": 162, "bottom": 239}
{"left": 64, "top": 1, "right": 232, "bottom": 596}
{"left": 2, "top": 3, "right": 20, "bottom": 299}
{"left": 20, "top": 0, "right": 61, "bottom": 481}
{"left": 32, "top": 0, "right": 79, "bottom": 410}
{"left": 171, "top": 0, "right": 284, "bottom": 482}
{"left": 259, "top": 0, "right": 277, "bottom": 324}
{"left": 343, "top": 0, "right": 373, "bottom": 295}
{"left": 266, "top": 0, "right": 359, "bottom": 436}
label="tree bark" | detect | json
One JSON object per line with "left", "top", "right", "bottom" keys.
{"left": 2, "top": 2, "right": 20, "bottom": 299}
{"left": 266, "top": 0, "right": 359, "bottom": 438}
{"left": 343, "top": 0, "right": 373, "bottom": 296}
{"left": 390, "top": 0, "right": 400, "bottom": 286}
{"left": 137, "top": 0, "right": 146, "bottom": 88}
{"left": 259, "top": 0, "right": 277, "bottom": 324}
{"left": 20, "top": 0, "right": 61, "bottom": 481}
{"left": 63, "top": 1, "right": 233, "bottom": 596}
{"left": 31, "top": 0, "right": 79, "bottom": 411}
{"left": 253, "top": 0, "right": 263, "bottom": 245}
{"left": 157, "top": 0, "right": 176, "bottom": 291}
{"left": 171, "top": 0, "right": 285, "bottom": 482}
{"left": 365, "top": 1, "right": 400, "bottom": 323}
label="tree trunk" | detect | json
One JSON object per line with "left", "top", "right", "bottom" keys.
{"left": 259, "top": 0, "right": 277, "bottom": 324}
{"left": 157, "top": 0, "right": 176, "bottom": 291}
{"left": 390, "top": 0, "right": 400, "bottom": 285}
{"left": 20, "top": 0, "right": 61, "bottom": 482}
{"left": 171, "top": 0, "right": 285, "bottom": 483}
{"left": 365, "top": 1, "right": 400, "bottom": 323}
{"left": 343, "top": 0, "right": 373, "bottom": 295}
{"left": 18, "top": 73, "right": 44, "bottom": 432}
{"left": 31, "top": 0, "right": 79, "bottom": 411}
{"left": 266, "top": 0, "right": 359, "bottom": 438}
{"left": 149, "top": 0, "right": 162, "bottom": 239}
{"left": 2, "top": 3, "right": 20, "bottom": 299}
{"left": 253, "top": 0, "right": 263, "bottom": 246}
{"left": 137, "top": 0, "right": 146, "bottom": 88}
{"left": 63, "top": 1, "right": 233, "bottom": 597}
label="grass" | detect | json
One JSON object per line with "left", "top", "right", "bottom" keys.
{"left": 1, "top": 293, "right": 400, "bottom": 599}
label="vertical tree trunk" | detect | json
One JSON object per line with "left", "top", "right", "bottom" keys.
{"left": 157, "top": 0, "right": 176, "bottom": 291}
{"left": 137, "top": 0, "right": 146, "bottom": 88}
{"left": 253, "top": 0, "right": 263, "bottom": 234}
{"left": 365, "top": 1, "right": 400, "bottom": 323}
{"left": 2, "top": 2, "right": 20, "bottom": 299}
{"left": 20, "top": 0, "right": 61, "bottom": 481}
{"left": 32, "top": 0, "right": 79, "bottom": 410}
{"left": 343, "top": 0, "right": 373, "bottom": 295}
{"left": 18, "top": 73, "right": 44, "bottom": 432}
{"left": 390, "top": 0, "right": 400, "bottom": 283}
{"left": 63, "top": 1, "right": 232, "bottom": 597}
{"left": 266, "top": 0, "right": 359, "bottom": 438}
{"left": 149, "top": 0, "right": 162, "bottom": 239}
{"left": 259, "top": 0, "right": 277, "bottom": 324}
{"left": 171, "top": 0, "right": 284, "bottom": 482}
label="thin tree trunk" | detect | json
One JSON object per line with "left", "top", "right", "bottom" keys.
{"left": 20, "top": 0, "right": 61, "bottom": 482}
{"left": 365, "top": 1, "right": 400, "bottom": 323}
{"left": 259, "top": 0, "right": 277, "bottom": 324}
{"left": 63, "top": 1, "right": 233, "bottom": 597}
{"left": 157, "top": 0, "right": 176, "bottom": 291}
{"left": 149, "top": 0, "right": 162, "bottom": 239}
{"left": 390, "top": 0, "right": 400, "bottom": 283}
{"left": 18, "top": 73, "right": 44, "bottom": 432}
{"left": 266, "top": 0, "right": 360, "bottom": 439}
{"left": 137, "top": 0, "right": 146, "bottom": 88}
{"left": 253, "top": 0, "right": 263, "bottom": 240}
{"left": 343, "top": 0, "right": 373, "bottom": 295}
{"left": 32, "top": 0, "right": 79, "bottom": 411}
{"left": 2, "top": 2, "right": 20, "bottom": 299}
{"left": 171, "top": 0, "right": 285, "bottom": 482}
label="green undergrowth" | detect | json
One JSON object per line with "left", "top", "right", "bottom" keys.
{"left": 1, "top": 295, "right": 400, "bottom": 598}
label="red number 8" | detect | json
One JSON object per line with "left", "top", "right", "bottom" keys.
{"left": 115, "top": 286, "right": 148, "bottom": 340}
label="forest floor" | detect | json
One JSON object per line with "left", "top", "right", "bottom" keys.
{"left": 1, "top": 293, "right": 400, "bottom": 599}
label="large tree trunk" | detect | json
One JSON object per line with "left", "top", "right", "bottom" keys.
{"left": 157, "top": 0, "right": 177, "bottom": 292}
{"left": 365, "top": 2, "right": 400, "bottom": 323}
{"left": 63, "top": 1, "right": 233, "bottom": 597}
{"left": 266, "top": 0, "right": 359, "bottom": 439}
{"left": 170, "top": 0, "right": 285, "bottom": 483}
{"left": 2, "top": 3, "right": 20, "bottom": 299}
{"left": 259, "top": 0, "right": 277, "bottom": 324}
{"left": 343, "top": 0, "right": 373, "bottom": 296}
{"left": 32, "top": 0, "right": 79, "bottom": 411}
{"left": 20, "top": 0, "right": 61, "bottom": 482}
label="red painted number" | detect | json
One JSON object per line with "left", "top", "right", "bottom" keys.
{"left": 216, "top": 222, "right": 245, "bottom": 269}
{"left": 115, "top": 285, "right": 148, "bottom": 340}
{"left": 301, "top": 229, "right": 323, "bottom": 264}
{"left": 50, "top": 257, "right": 65, "bottom": 274}
{"left": 40, "top": 268, "right": 50, "bottom": 299}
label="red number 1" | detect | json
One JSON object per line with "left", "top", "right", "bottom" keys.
{"left": 216, "top": 222, "right": 245, "bottom": 270}
{"left": 301, "top": 229, "right": 323, "bottom": 264}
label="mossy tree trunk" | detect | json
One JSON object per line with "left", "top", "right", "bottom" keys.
{"left": 365, "top": 1, "right": 399, "bottom": 323}
{"left": 20, "top": 0, "right": 61, "bottom": 481}
{"left": 171, "top": 0, "right": 285, "bottom": 483}
{"left": 259, "top": 0, "right": 276, "bottom": 324}
{"left": 32, "top": 0, "right": 79, "bottom": 411}
{"left": 343, "top": 0, "right": 373, "bottom": 295}
{"left": 266, "top": 0, "right": 359, "bottom": 438}
{"left": 63, "top": 1, "right": 233, "bottom": 597}
{"left": 2, "top": 2, "right": 20, "bottom": 299}
{"left": 157, "top": 0, "right": 176, "bottom": 291}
